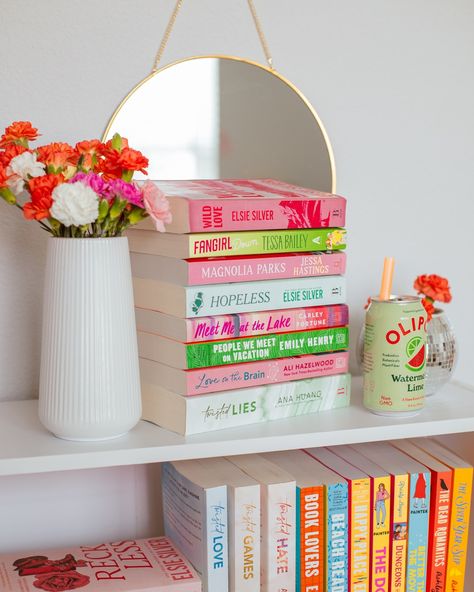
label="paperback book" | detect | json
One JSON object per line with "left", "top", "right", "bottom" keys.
{"left": 138, "top": 326, "right": 349, "bottom": 369}
{"left": 136, "top": 178, "right": 346, "bottom": 233}
{"left": 139, "top": 351, "right": 350, "bottom": 396}
{"left": 192, "top": 458, "right": 261, "bottom": 592}
{"left": 141, "top": 373, "right": 351, "bottom": 435}
{"left": 412, "top": 438, "right": 473, "bottom": 592}
{"left": 331, "top": 445, "right": 392, "bottom": 592}
{"left": 0, "top": 537, "right": 201, "bottom": 592}
{"left": 305, "top": 447, "right": 371, "bottom": 592}
{"left": 228, "top": 454, "right": 297, "bottom": 592}
{"left": 133, "top": 275, "right": 346, "bottom": 318}
{"left": 127, "top": 227, "right": 347, "bottom": 259}
{"left": 135, "top": 304, "right": 349, "bottom": 343}
{"left": 130, "top": 251, "right": 346, "bottom": 286}
{"left": 392, "top": 439, "right": 452, "bottom": 592}
{"left": 162, "top": 461, "right": 228, "bottom": 592}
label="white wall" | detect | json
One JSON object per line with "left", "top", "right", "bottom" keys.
{"left": 1, "top": 0, "right": 473, "bottom": 550}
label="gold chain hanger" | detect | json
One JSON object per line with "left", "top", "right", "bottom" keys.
{"left": 151, "top": 0, "right": 274, "bottom": 72}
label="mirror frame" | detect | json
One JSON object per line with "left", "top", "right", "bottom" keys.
{"left": 102, "top": 55, "right": 337, "bottom": 192}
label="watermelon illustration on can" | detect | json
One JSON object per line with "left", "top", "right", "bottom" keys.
{"left": 363, "top": 295, "right": 427, "bottom": 416}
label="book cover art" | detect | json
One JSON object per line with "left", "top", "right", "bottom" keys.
{"left": 406, "top": 471, "right": 431, "bottom": 592}
{"left": 142, "top": 373, "right": 351, "bottom": 435}
{"left": 127, "top": 227, "right": 347, "bottom": 259}
{"left": 297, "top": 485, "right": 325, "bottom": 592}
{"left": 326, "top": 482, "right": 349, "bottom": 592}
{"left": 390, "top": 474, "right": 409, "bottom": 592}
{"left": 131, "top": 251, "right": 347, "bottom": 286}
{"left": 133, "top": 274, "right": 347, "bottom": 319}
{"left": 371, "top": 476, "right": 392, "bottom": 592}
{"left": 182, "top": 326, "right": 349, "bottom": 369}
{"left": 162, "top": 462, "right": 228, "bottom": 591}
{"left": 0, "top": 537, "right": 201, "bottom": 592}
{"left": 349, "top": 478, "right": 371, "bottom": 592}
{"left": 137, "top": 179, "right": 346, "bottom": 232}
{"left": 147, "top": 351, "right": 349, "bottom": 396}
{"left": 135, "top": 304, "right": 349, "bottom": 344}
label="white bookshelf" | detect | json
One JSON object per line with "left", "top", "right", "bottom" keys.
{"left": 1, "top": 377, "right": 473, "bottom": 477}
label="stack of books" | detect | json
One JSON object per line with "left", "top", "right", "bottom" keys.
{"left": 128, "top": 179, "right": 350, "bottom": 435}
{"left": 161, "top": 438, "right": 473, "bottom": 592}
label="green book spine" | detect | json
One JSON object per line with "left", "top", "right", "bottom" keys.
{"left": 186, "top": 326, "right": 349, "bottom": 369}
{"left": 188, "top": 228, "right": 347, "bottom": 258}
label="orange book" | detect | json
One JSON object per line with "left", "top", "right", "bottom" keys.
{"left": 331, "top": 445, "right": 391, "bottom": 592}
{"left": 264, "top": 450, "right": 325, "bottom": 592}
{"left": 412, "top": 438, "right": 473, "bottom": 592}
{"left": 393, "top": 439, "right": 452, "bottom": 592}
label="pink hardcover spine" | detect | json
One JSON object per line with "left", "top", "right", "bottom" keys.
{"left": 188, "top": 197, "right": 346, "bottom": 231}
{"left": 186, "top": 304, "right": 349, "bottom": 342}
{"left": 187, "top": 252, "right": 346, "bottom": 285}
{"left": 184, "top": 351, "right": 349, "bottom": 395}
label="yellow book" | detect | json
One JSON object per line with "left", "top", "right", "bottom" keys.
{"left": 331, "top": 445, "right": 390, "bottom": 592}
{"left": 307, "top": 447, "right": 370, "bottom": 592}
{"left": 411, "top": 438, "right": 473, "bottom": 592}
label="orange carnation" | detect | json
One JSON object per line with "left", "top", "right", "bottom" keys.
{"left": 76, "top": 139, "right": 103, "bottom": 171}
{"left": 414, "top": 274, "right": 452, "bottom": 303}
{"left": 23, "top": 174, "right": 63, "bottom": 219}
{"left": 0, "top": 164, "right": 8, "bottom": 188}
{"left": 37, "top": 142, "right": 78, "bottom": 171}
{"left": 117, "top": 147, "right": 148, "bottom": 173}
{"left": 0, "top": 144, "right": 28, "bottom": 167}
{"left": 0, "top": 121, "right": 39, "bottom": 147}
{"left": 421, "top": 297, "right": 435, "bottom": 322}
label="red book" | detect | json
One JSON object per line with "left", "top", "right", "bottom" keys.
{"left": 392, "top": 440, "right": 453, "bottom": 592}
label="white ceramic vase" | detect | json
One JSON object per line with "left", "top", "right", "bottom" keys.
{"left": 39, "top": 237, "right": 142, "bottom": 440}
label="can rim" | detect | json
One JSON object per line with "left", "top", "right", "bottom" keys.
{"left": 370, "top": 295, "right": 422, "bottom": 304}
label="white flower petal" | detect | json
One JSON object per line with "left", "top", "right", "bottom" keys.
{"left": 51, "top": 182, "right": 99, "bottom": 227}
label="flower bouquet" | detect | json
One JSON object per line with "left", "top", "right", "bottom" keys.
{"left": 414, "top": 274, "right": 456, "bottom": 395}
{"left": 0, "top": 121, "right": 170, "bottom": 440}
{"left": 0, "top": 120, "right": 171, "bottom": 234}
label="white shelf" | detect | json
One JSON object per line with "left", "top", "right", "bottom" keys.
{"left": 1, "top": 378, "right": 473, "bottom": 477}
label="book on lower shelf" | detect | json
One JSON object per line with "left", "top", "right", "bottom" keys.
{"left": 0, "top": 537, "right": 201, "bottom": 591}
{"left": 227, "top": 454, "right": 297, "bottom": 592}
{"left": 141, "top": 373, "right": 351, "bottom": 435}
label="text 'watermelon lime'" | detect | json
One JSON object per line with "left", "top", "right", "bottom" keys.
{"left": 406, "top": 337, "right": 426, "bottom": 372}
{"left": 363, "top": 296, "right": 427, "bottom": 416}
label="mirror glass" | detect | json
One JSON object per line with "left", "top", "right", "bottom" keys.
{"left": 104, "top": 56, "right": 335, "bottom": 192}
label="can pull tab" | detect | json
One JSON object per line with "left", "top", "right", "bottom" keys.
{"left": 379, "top": 257, "right": 395, "bottom": 300}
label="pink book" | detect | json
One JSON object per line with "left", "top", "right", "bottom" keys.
{"left": 0, "top": 537, "right": 201, "bottom": 591}
{"left": 131, "top": 251, "right": 346, "bottom": 286}
{"left": 137, "top": 179, "right": 346, "bottom": 233}
{"left": 140, "top": 351, "right": 350, "bottom": 396}
{"left": 135, "top": 303, "right": 349, "bottom": 343}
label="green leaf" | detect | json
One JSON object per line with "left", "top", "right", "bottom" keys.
{"left": 97, "top": 199, "right": 109, "bottom": 223}
{"left": 111, "top": 133, "right": 122, "bottom": 152}
{"left": 0, "top": 187, "right": 16, "bottom": 205}
{"left": 109, "top": 197, "right": 127, "bottom": 220}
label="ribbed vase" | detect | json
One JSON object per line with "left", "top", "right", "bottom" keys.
{"left": 39, "top": 237, "right": 141, "bottom": 440}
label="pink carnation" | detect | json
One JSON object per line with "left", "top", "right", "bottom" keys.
{"left": 107, "top": 178, "right": 143, "bottom": 207}
{"left": 141, "top": 180, "right": 172, "bottom": 232}
{"left": 70, "top": 172, "right": 106, "bottom": 196}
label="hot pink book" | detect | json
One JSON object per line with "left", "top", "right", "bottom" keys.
{"left": 137, "top": 179, "right": 346, "bottom": 233}
{"left": 135, "top": 303, "right": 349, "bottom": 343}
{"left": 0, "top": 537, "right": 201, "bottom": 592}
{"left": 140, "top": 351, "right": 350, "bottom": 396}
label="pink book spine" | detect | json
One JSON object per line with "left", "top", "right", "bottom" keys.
{"left": 186, "top": 303, "right": 349, "bottom": 342}
{"left": 187, "top": 252, "right": 346, "bottom": 285}
{"left": 184, "top": 351, "right": 349, "bottom": 395}
{"left": 188, "top": 197, "right": 346, "bottom": 231}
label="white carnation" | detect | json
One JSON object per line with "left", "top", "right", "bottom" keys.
{"left": 7, "top": 151, "right": 45, "bottom": 195}
{"left": 51, "top": 182, "right": 99, "bottom": 227}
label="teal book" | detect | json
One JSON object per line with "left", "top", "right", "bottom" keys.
{"left": 326, "top": 479, "right": 349, "bottom": 592}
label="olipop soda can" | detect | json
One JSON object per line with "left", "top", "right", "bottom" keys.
{"left": 363, "top": 295, "right": 427, "bottom": 416}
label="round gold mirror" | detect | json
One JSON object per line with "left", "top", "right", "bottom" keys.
{"left": 103, "top": 56, "right": 335, "bottom": 192}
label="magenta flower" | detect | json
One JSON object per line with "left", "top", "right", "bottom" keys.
{"left": 107, "top": 178, "right": 144, "bottom": 207}
{"left": 70, "top": 172, "right": 107, "bottom": 196}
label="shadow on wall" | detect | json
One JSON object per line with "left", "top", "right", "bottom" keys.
{"left": 0, "top": 206, "right": 48, "bottom": 401}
